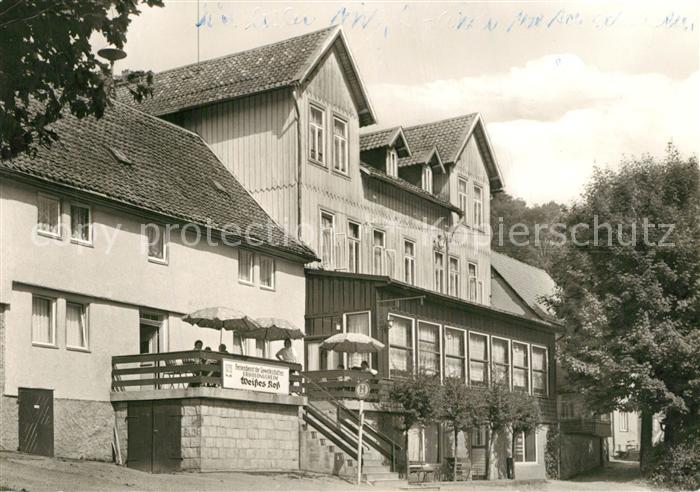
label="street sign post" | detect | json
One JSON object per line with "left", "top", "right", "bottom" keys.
{"left": 355, "top": 381, "right": 370, "bottom": 485}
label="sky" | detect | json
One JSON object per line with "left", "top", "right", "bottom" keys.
{"left": 110, "top": 1, "right": 699, "bottom": 205}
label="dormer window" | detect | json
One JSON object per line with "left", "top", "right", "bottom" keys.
{"left": 386, "top": 149, "right": 398, "bottom": 177}
{"left": 422, "top": 165, "right": 433, "bottom": 193}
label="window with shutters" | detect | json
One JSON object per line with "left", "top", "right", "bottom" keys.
{"left": 403, "top": 239, "right": 416, "bottom": 285}
{"left": 347, "top": 221, "right": 361, "bottom": 273}
{"left": 372, "top": 229, "right": 386, "bottom": 275}
{"left": 309, "top": 104, "right": 325, "bottom": 165}
{"left": 37, "top": 193, "right": 61, "bottom": 238}
{"left": 418, "top": 321, "right": 440, "bottom": 377}
{"left": 66, "top": 302, "right": 88, "bottom": 350}
{"left": 513, "top": 342, "right": 530, "bottom": 393}
{"left": 333, "top": 116, "right": 348, "bottom": 174}
{"left": 469, "top": 332, "right": 489, "bottom": 386}
{"left": 320, "top": 211, "right": 335, "bottom": 268}
{"left": 444, "top": 327, "right": 466, "bottom": 380}
{"left": 32, "top": 295, "right": 56, "bottom": 346}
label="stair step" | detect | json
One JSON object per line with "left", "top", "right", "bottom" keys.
{"left": 365, "top": 472, "right": 399, "bottom": 481}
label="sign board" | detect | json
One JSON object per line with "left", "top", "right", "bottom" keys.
{"left": 355, "top": 381, "right": 371, "bottom": 400}
{"left": 222, "top": 359, "right": 289, "bottom": 395}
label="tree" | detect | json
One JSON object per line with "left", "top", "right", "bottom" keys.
{"left": 386, "top": 372, "right": 440, "bottom": 466}
{"left": 508, "top": 390, "right": 541, "bottom": 479}
{"left": 435, "top": 378, "right": 483, "bottom": 481}
{"left": 478, "top": 383, "right": 512, "bottom": 480}
{"left": 490, "top": 192, "right": 564, "bottom": 270}
{"left": 0, "top": 0, "right": 163, "bottom": 160}
{"left": 547, "top": 145, "right": 700, "bottom": 471}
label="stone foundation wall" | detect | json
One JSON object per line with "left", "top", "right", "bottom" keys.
{"left": 181, "top": 398, "right": 300, "bottom": 471}
{"left": 560, "top": 433, "right": 603, "bottom": 479}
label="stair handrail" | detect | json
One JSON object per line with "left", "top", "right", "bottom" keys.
{"left": 300, "top": 371, "right": 403, "bottom": 471}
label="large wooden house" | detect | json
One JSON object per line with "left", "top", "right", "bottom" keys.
{"left": 125, "top": 25, "right": 561, "bottom": 480}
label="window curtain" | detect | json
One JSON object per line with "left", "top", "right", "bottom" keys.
{"left": 66, "top": 303, "right": 86, "bottom": 348}
{"left": 389, "top": 316, "right": 412, "bottom": 373}
{"left": 32, "top": 297, "right": 52, "bottom": 344}
{"left": 347, "top": 312, "right": 370, "bottom": 367}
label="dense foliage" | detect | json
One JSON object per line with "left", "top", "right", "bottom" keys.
{"left": 647, "top": 439, "right": 700, "bottom": 490}
{"left": 490, "top": 192, "right": 564, "bottom": 270}
{"left": 548, "top": 146, "right": 700, "bottom": 462}
{"left": 0, "top": 0, "right": 163, "bottom": 159}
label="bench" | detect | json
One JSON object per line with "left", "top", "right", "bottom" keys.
{"left": 408, "top": 461, "right": 438, "bottom": 483}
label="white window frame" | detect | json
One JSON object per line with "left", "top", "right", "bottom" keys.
{"left": 31, "top": 295, "right": 57, "bottom": 348}
{"left": 238, "top": 249, "right": 255, "bottom": 285}
{"left": 473, "top": 184, "right": 484, "bottom": 227}
{"left": 372, "top": 229, "right": 386, "bottom": 275}
{"left": 403, "top": 239, "right": 416, "bottom": 285}
{"left": 146, "top": 224, "right": 168, "bottom": 265}
{"left": 491, "top": 336, "right": 511, "bottom": 388}
{"left": 422, "top": 165, "right": 433, "bottom": 193}
{"left": 468, "top": 330, "right": 490, "bottom": 386}
{"left": 468, "top": 262, "right": 479, "bottom": 302}
{"left": 531, "top": 344, "right": 549, "bottom": 396}
{"left": 320, "top": 210, "right": 336, "bottom": 268}
{"left": 458, "top": 177, "right": 469, "bottom": 219}
{"left": 387, "top": 313, "right": 415, "bottom": 378}
{"left": 259, "top": 255, "right": 275, "bottom": 291}
{"left": 343, "top": 310, "right": 373, "bottom": 368}
{"left": 387, "top": 149, "right": 398, "bottom": 177}
{"left": 448, "top": 256, "right": 460, "bottom": 297}
{"left": 619, "top": 412, "right": 629, "bottom": 432}
{"left": 69, "top": 202, "right": 93, "bottom": 246}
{"left": 444, "top": 326, "right": 467, "bottom": 381}
{"left": 332, "top": 115, "right": 348, "bottom": 174}
{"left": 65, "top": 301, "right": 89, "bottom": 351}
{"left": 347, "top": 220, "right": 361, "bottom": 274}
{"left": 309, "top": 103, "right": 326, "bottom": 165}
{"left": 36, "top": 192, "right": 61, "bottom": 239}
{"left": 434, "top": 250, "right": 445, "bottom": 293}
{"left": 417, "top": 320, "right": 442, "bottom": 380}
{"left": 514, "top": 430, "right": 538, "bottom": 464}
{"left": 512, "top": 341, "right": 531, "bottom": 394}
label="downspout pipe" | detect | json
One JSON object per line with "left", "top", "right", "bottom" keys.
{"left": 292, "top": 86, "right": 303, "bottom": 241}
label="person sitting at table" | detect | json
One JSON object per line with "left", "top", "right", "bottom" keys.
{"left": 275, "top": 338, "right": 298, "bottom": 363}
{"left": 361, "top": 360, "right": 378, "bottom": 376}
{"left": 187, "top": 340, "right": 204, "bottom": 388}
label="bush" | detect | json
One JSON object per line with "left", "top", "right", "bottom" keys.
{"left": 544, "top": 426, "right": 560, "bottom": 479}
{"left": 646, "top": 440, "right": 700, "bottom": 491}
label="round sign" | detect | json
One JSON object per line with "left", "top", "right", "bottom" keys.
{"left": 355, "top": 381, "right": 371, "bottom": 400}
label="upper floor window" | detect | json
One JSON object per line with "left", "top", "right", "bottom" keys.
{"left": 619, "top": 412, "right": 630, "bottom": 432}
{"left": 468, "top": 262, "right": 479, "bottom": 302}
{"left": 422, "top": 165, "right": 433, "bottom": 193}
{"left": 32, "top": 295, "right": 56, "bottom": 347}
{"left": 146, "top": 224, "right": 167, "bottom": 263}
{"left": 37, "top": 193, "right": 60, "bottom": 237}
{"left": 320, "top": 211, "right": 335, "bottom": 268}
{"left": 333, "top": 116, "right": 348, "bottom": 174}
{"left": 473, "top": 184, "right": 483, "bottom": 227}
{"left": 434, "top": 251, "right": 444, "bottom": 293}
{"left": 448, "top": 256, "right": 460, "bottom": 297}
{"left": 347, "top": 221, "right": 361, "bottom": 274}
{"left": 492, "top": 337, "right": 510, "bottom": 385}
{"left": 469, "top": 333, "right": 489, "bottom": 386}
{"left": 417, "top": 321, "right": 440, "bottom": 377}
{"left": 532, "top": 346, "right": 548, "bottom": 395}
{"left": 259, "top": 256, "right": 275, "bottom": 290}
{"left": 458, "top": 178, "right": 468, "bottom": 218}
{"left": 403, "top": 240, "right": 416, "bottom": 285}
{"left": 513, "top": 342, "right": 530, "bottom": 392}
{"left": 70, "top": 203, "right": 92, "bottom": 245}
{"left": 387, "top": 149, "right": 398, "bottom": 177}
{"left": 372, "top": 229, "right": 386, "bottom": 275}
{"left": 309, "top": 104, "right": 325, "bottom": 165}
{"left": 388, "top": 314, "right": 413, "bottom": 376}
{"left": 444, "top": 328, "right": 466, "bottom": 380}
{"left": 66, "top": 302, "right": 88, "bottom": 350}
{"left": 238, "top": 249, "right": 255, "bottom": 284}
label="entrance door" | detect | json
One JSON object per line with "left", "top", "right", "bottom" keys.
{"left": 127, "top": 400, "right": 181, "bottom": 473}
{"left": 18, "top": 388, "right": 54, "bottom": 457}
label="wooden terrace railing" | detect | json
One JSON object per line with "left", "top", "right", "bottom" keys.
{"left": 111, "top": 350, "right": 302, "bottom": 394}
{"left": 301, "top": 369, "right": 392, "bottom": 402}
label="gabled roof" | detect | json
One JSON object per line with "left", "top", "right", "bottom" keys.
{"left": 396, "top": 113, "right": 504, "bottom": 191}
{"left": 120, "top": 26, "right": 376, "bottom": 126}
{"left": 490, "top": 251, "right": 558, "bottom": 322}
{"left": 360, "top": 164, "right": 462, "bottom": 215}
{"left": 1, "top": 101, "right": 317, "bottom": 262}
{"left": 359, "top": 126, "right": 411, "bottom": 157}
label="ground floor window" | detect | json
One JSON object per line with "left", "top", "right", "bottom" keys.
{"left": 346, "top": 311, "right": 371, "bottom": 368}
{"left": 514, "top": 430, "right": 537, "bottom": 463}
